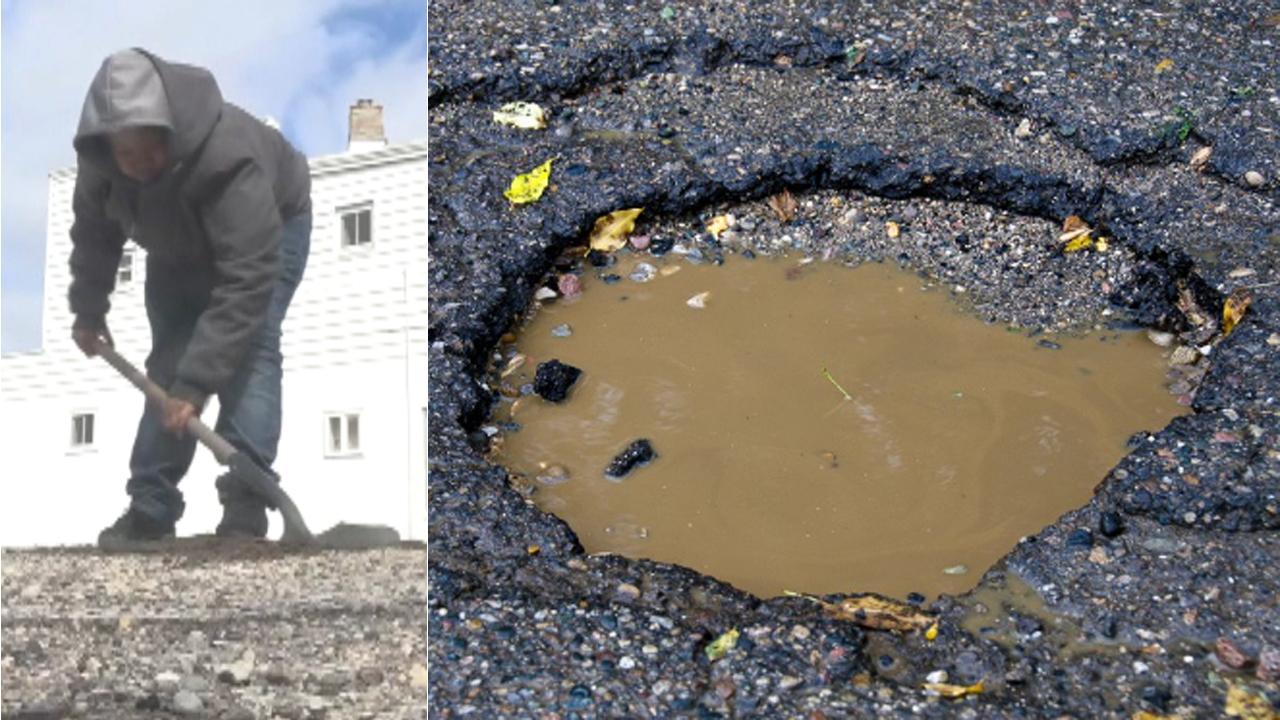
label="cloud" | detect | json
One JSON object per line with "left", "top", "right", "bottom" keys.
{"left": 1, "top": 0, "right": 425, "bottom": 353}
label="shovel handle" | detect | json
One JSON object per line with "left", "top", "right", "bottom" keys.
{"left": 96, "top": 344, "right": 237, "bottom": 463}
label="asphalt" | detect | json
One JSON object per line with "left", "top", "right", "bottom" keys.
{"left": 428, "top": 1, "right": 1278, "bottom": 716}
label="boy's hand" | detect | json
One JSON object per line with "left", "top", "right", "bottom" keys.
{"left": 163, "top": 398, "right": 197, "bottom": 435}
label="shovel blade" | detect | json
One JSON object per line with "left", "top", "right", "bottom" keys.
{"left": 228, "top": 453, "right": 314, "bottom": 545}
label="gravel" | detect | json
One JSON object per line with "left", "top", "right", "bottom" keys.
{"left": 2, "top": 546, "right": 427, "bottom": 718}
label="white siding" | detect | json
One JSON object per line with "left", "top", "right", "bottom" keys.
{"left": 1, "top": 143, "right": 428, "bottom": 547}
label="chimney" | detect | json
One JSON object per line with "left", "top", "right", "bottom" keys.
{"left": 347, "top": 98, "right": 387, "bottom": 153}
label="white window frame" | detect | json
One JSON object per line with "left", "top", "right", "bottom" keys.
{"left": 324, "top": 412, "right": 362, "bottom": 458}
{"left": 117, "top": 248, "right": 135, "bottom": 285}
{"left": 70, "top": 411, "right": 97, "bottom": 452}
{"left": 337, "top": 202, "right": 374, "bottom": 248}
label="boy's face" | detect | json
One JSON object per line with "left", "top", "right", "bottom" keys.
{"left": 109, "top": 126, "right": 168, "bottom": 183}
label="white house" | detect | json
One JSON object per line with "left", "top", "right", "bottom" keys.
{"left": 0, "top": 100, "right": 428, "bottom": 546}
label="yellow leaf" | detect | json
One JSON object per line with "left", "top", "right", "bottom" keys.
{"left": 1222, "top": 288, "right": 1253, "bottom": 337}
{"left": 785, "top": 591, "right": 934, "bottom": 632}
{"left": 705, "top": 628, "right": 739, "bottom": 661}
{"left": 706, "top": 215, "right": 732, "bottom": 239}
{"left": 1063, "top": 232, "right": 1094, "bottom": 253}
{"left": 885, "top": 221, "right": 900, "bottom": 239}
{"left": 493, "top": 101, "right": 548, "bottom": 130}
{"left": 1225, "top": 682, "right": 1279, "bottom": 720}
{"left": 1155, "top": 58, "right": 1175, "bottom": 73}
{"left": 1095, "top": 236, "right": 1110, "bottom": 252}
{"left": 504, "top": 158, "right": 554, "bottom": 205}
{"left": 1132, "top": 712, "right": 1177, "bottom": 720}
{"left": 923, "top": 680, "right": 984, "bottom": 699}
{"left": 588, "top": 208, "right": 643, "bottom": 252}
{"left": 925, "top": 622, "right": 939, "bottom": 641}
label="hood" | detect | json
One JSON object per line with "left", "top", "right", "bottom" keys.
{"left": 73, "top": 48, "right": 223, "bottom": 175}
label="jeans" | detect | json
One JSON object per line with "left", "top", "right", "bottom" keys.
{"left": 126, "top": 211, "right": 311, "bottom": 523}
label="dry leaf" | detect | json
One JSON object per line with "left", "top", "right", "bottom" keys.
{"left": 1225, "top": 681, "right": 1278, "bottom": 719}
{"left": 493, "top": 101, "right": 548, "bottom": 130}
{"left": 705, "top": 628, "right": 739, "bottom": 661}
{"left": 767, "top": 190, "right": 799, "bottom": 223}
{"left": 1176, "top": 283, "right": 1212, "bottom": 328}
{"left": 1095, "top": 236, "right": 1110, "bottom": 252}
{"left": 885, "top": 221, "right": 900, "bottom": 239}
{"left": 925, "top": 623, "right": 939, "bottom": 642}
{"left": 1155, "top": 58, "right": 1175, "bottom": 73}
{"left": 1222, "top": 288, "right": 1253, "bottom": 336}
{"left": 706, "top": 215, "right": 732, "bottom": 238}
{"left": 1133, "top": 713, "right": 1178, "bottom": 720}
{"left": 923, "top": 680, "right": 985, "bottom": 699}
{"left": 786, "top": 591, "right": 934, "bottom": 632}
{"left": 504, "top": 158, "right": 554, "bottom": 205}
{"left": 589, "top": 208, "right": 644, "bottom": 252}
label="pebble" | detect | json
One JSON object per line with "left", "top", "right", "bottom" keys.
{"left": 224, "top": 707, "right": 255, "bottom": 720}
{"left": 630, "top": 234, "right": 651, "bottom": 251}
{"left": 1141, "top": 537, "right": 1182, "bottom": 554}
{"left": 535, "top": 465, "right": 571, "bottom": 486}
{"left": 1066, "top": 528, "right": 1094, "bottom": 548}
{"left": 1146, "top": 329, "right": 1175, "bottom": 347}
{"left": 534, "top": 286, "right": 558, "bottom": 301}
{"left": 1189, "top": 146, "right": 1212, "bottom": 170}
{"left": 616, "top": 583, "right": 641, "bottom": 602}
{"left": 1099, "top": 511, "right": 1125, "bottom": 538}
{"left": 156, "top": 671, "right": 181, "bottom": 692}
{"left": 1169, "top": 345, "right": 1198, "bottom": 366}
{"left": 618, "top": 656, "right": 637, "bottom": 670}
{"left": 778, "top": 675, "right": 803, "bottom": 691}
{"left": 942, "top": 564, "right": 969, "bottom": 575}
{"left": 172, "top": 690, "right": 202, "bottom": 715}
{"left": 318, "top": 670, "right": 352, "bottom": 695}
{"left": 409, "top": 663, "right": 429, "bottom": 689}
{"left": 180, "top": 675, "right": 210, "bottom": 693}
{"left": 642, "top": 644, "right": 659, "bottom": 655}
{"left": 1258, "top": 646, "right": 1280, "bottom": 682}
{"left": 652, "top": 680, "right": 672, "bottom": 695}
{"left": 790, "top": 625, "right": 811, "bottom": 640}
{"left": 737, "top": 215, "right": 758, "bottom": 231}
{"left": 1244, "top": 170, "right": 1265, "bottom": 187}
{"left": 550, "top": 323, "right": 573, "bottom": 337}
{"left": 925, "top": 670, "right": 949, "bottom": 684}
{"left": 686, "top": 291, "right": 711, "bottom": 309}
{"left": 630, "top": 262, "right": 657, "bottom": 283}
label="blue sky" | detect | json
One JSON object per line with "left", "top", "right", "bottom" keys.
{"left": 1, "top": 0, "right": 426, "bottom": 352}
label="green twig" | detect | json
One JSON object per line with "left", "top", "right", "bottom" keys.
{"left": 822, "top": 367, "right": 852, "bottom": 401}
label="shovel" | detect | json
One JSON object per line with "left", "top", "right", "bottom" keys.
{"left": 97, "top": 344, "right": 315, "bottom": 545}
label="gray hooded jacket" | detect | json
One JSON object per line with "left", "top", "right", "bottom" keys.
{"left": 69, "top": 48, "right": 310, "bottom": 406}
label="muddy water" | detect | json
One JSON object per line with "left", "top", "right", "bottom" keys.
{"left": 494, "top": 256, "right": 1183, "bottom": 598}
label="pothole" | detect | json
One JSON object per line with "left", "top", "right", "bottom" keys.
{"left": 485, "top": 191, "right": 1187, "bottom": 599}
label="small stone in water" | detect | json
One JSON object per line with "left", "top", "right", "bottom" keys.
{"left": 536, "top": 465, "right": 571, "bottom": 486}
{"left": 942, "top": 564, "right": 968, "bottom": 575}
{"left": 1169, "top": 345, "right": 1198, "bottom": 365}
{"left": 1146, "top": 330, "right": 1175, "bottom": 347}
{"left": 630, "top": 234, "right": 651, "bottom": 251}
{"left": 551, "top": 323, "right": 573, "bottom": 338}
{"left": 602, "top": 273, "right": 622, "bottom": 284}
{"left": 534, "top": 286, "right": 558, "bottom": 301}
{"left": 605, "top": 439, "right": 657, "bottom": 479}
{"left": 1037, "top": 339, "right": 1062, "bottom": 350}
{"left": 630, "top": 263, "right": 657, "bottom": 283}
{"left": 533, "top": 359, "right": 582, "bottom": 402}
{"left": 687, "top": 291, "right": 711, "bottom": 309}
{"left": 558, "top": 274, "right": 582, "bottom": 298}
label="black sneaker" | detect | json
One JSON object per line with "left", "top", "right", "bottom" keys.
{"left": 98, "top": 508, "right": 175, "bottom": 550}
{"left": 215, "top": 499, "right": 269, "bottom": 539}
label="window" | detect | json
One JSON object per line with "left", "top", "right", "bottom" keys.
{"left": 325, "top": 413, "right": 361, "bottom": 456}
{"left": 117, "top": 250, "right": 134, "bottom": 284}
{"left": 72, "top": 413, "right": 95, "bottom": 447}
{"left": 339, "top": 204, "right": 373, "bottom": 246}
